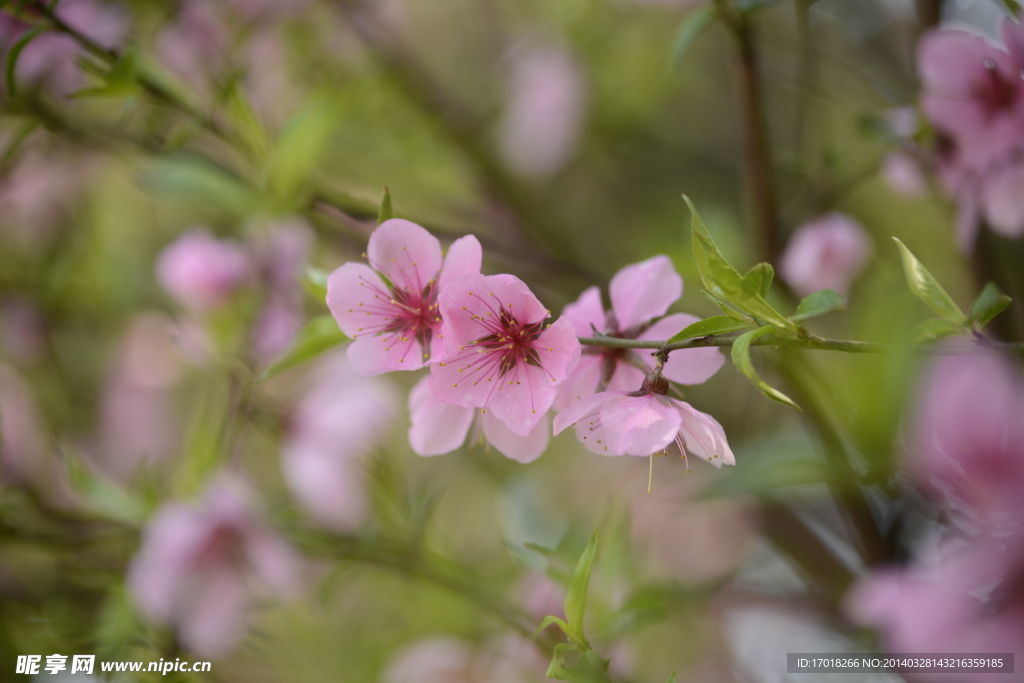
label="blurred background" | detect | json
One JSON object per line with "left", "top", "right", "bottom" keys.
{"left": 1, "top": 0, "right": 1023, "bottom": 681}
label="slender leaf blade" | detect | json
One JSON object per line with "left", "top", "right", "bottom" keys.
{"left": 970, "top": 282, "right": 1012, "bottom": 327}
{"left": 791, "top": 289, "right": 847, "bottom": 321}
{"left": 742, "top": 262, "right": 774, "bottom": 298}
{"left": 892, "top": 238, "right": 967, "bottom": 324}
{"left": 731, "top": 327, "right": 801, "bottom": 410}
{"left": 666, "top": 316, "right": 751, "bottom": 344}
{"left": 377, "top": 186, "right": 394, "bottom": 225}
{"left": 913, "top": 317, "right": 968, "bottom": 343}
{"left": 259, "top": 315, "right": 348, "bottom": 381}
{"left": 564, "top": 530, "right": 599, "bottom": 647}
{"left": 670, "top": 5, "right": 716, "bottom": 69}
{"left": 5, "top": 27, "right": 44, "bottom": 97}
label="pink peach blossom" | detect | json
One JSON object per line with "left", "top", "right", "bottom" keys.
{"left": 497, "top": 42, "right": 587, "bottom": 179}
{"left": 156, "top": 229, "right": 250, "bottom": 312}
{"left": 408, "top": 376, "right": 549, "bottom": 463}
{"left": 281, "top": 351, "right": 398, "bottom": 531}
{"left": 96, "top": 314, "right": 183, "bottom": 482}
{"left": 127, "top": 479, "right": 298, "bottom": 657}
{"left": 779, "top": 213, "right": 872, "bottom": 298}
{"left": 553, "top": 376, "right": 733, "bottom": 467}
{"left": 429, "top": 273, "right": 580, "bottom": 436}
{"left": 846, "top": 537, "right": 1024, "bottom": 679}
{"left": 980, "top": 160, "right": 1024, "bottom": 238}
{"left": 327, "top": 219, "right": 482, "bottom": 376}
{"left": 555, "top": 256, "right": 724, "bottom": 409}
{"left": 250, "top": 218, "right": 314, "bottom": 360}
{"left": 909, "top": 350, "right": 1024, "bottom": 523}
{"left": 917, "top": 29, "right": 1024, "bottom": 173}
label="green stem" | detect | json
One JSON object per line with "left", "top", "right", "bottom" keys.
{"left": 577, "top": 334, "right": 1024, "bottom": 355}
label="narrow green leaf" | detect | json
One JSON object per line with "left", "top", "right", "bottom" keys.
{"left": 970, "top": 282, "right": 1012, "bottom": 327}
{"left": 564, "top": 530, "right": 599, "bottom": 648}
{"left": 304, "top": 265, "right": 330, "bottom": 301}
{"left": 267, "top": 96, "right": 341, "bottom": 206}
{"left": 913, "top": 317, "right": 968, "bottom": 343}
{"left": 791, "top": 289, "right": 847, "bottom": 321}
{"left": 742, "top": 262, "right": 774, "bottom": 298}
{"left": 224, "top": 79, "right": 269, "bottom": 161}
{"left": 696, "top": 457, "right": 831, "bottom": 500}
{"left": 731, "top": 326, "right": 801, "bottom": 410}
{"left": 670, "top": 5, "right": 716, "bottom": 69}
{"left": 143, "top": 156, "right": 260, "bottom": 217}
{"left": 700, "top": 290, "right": 753, "bottom": 322}
{"left": 5, "top": 27, "right": 44, "bottom": 97}
{"left": 666, "top": 316, "right": 751, "bottom": 344}
{"left": 892, "top": 238, "right": 967, "bottom": 324}
{"left": 532, "top": 615, "right": 571, "bottom": 640}
{"left": 667, "top": 674, "right": 679, "bottom": 683}
{"left": 377, "top": 186, "right": 394, "bottom": 225}
{"left": 684, "top": 196, "right": 798, "bottom": 332}
{"left": 259, "top": 315, "right": 347, "bottom": 381}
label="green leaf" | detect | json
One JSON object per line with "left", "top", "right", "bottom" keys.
{"left": 259, "top": 315, "right": 348, "bottom": 381}
{"left": 742, "top": 262, "right": 774, "bottom": 298}
{"left": 564, "top": 530, "right": 599, "bottom": 648}
{"left": 60, "top": 447, "right": 145, "bottom": 525}
{"left": 731, "top": 326, "right": 801, "bottom": 410}
{"left": 670, "top": 5, "right": 716, "bottom": 70}
{"left": 666, "top": 316, "right": 751, "bottom": 344}
{"left": 667, "top": 674, "right": 679, "bottom": 683}
{"left": 892, "top": 238, "right": 967, "bottom": 324}
{"left": 791, "top": 289, "right": 847, "bottom": 321}
{"left": 143, "top": 156, "right": 260, "bottom": 217}
{"left": 267, "top": 96, "right": 342, "bottom": 207}
{"left": 684, "top": 196, "right": 798, "bottom": 333}
{"left": 304, "top": 265, "right": 330, "bottom": 301}
{"left": 175, "top": 381, "right": 230, "bottom": 496}
{"left": 546, "top": 644, "right": 613, "bottom": 683}
{"left": 5, "top": 27, "right": 44, "bottom": 97}
{"left": 970, "top": 282, "right": 1012, "bottom": 327}
{"left": 913, "top": 317, "right": 968, "bottom": 343}
{"left": 532, "top": 614, "right": 571, "bottom": 640}
{"left": 224, "top": 79, "right": 270, "bottom": 161}
{"left": 377, "top": 186, "right": 394, "bottom": 225}
{"left": 995, "top": 0, "right": 1022, "bottom": 17}
{"left": 700, "top": 290, "right": 753, "bottom": 322}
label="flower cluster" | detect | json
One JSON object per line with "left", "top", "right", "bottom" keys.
{"left": 845, "top": 350, "right": 1024, "bottom": 673}
{"left": 325, "top": 221, "right": 731, "bottom": 469}
{"left": 886, "top": 16, "right": 1024, "bottom": 249}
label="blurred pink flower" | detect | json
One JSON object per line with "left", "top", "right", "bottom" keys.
{"left": 156, "top": 2, "right": 229, "bottom": 98}
{"left": 408, "top": 376, "right": 550, "bottom": 463}
{"left": 0, "top": 298, "right": 46, "bottom": 363}
{"left": 327, "top": 219, "right": 482, "bottom": 376}
{"left": 980, "top": 159, "right": 1024, "bottom": 239}
{"left": 917, "top": 29, "right": 1024, "bottom": 173}
{"left": 0, "top": 150, "right": 92, "bottom": 248}
{"left": 553, "top": 377, "right": 733, "bottom": 467}
{"left": 156, "top": 229, "right": 250, "bottom": 312}
{"left": 250, "top": 218, "right": 313, "bottom": 361}
{"left": 779, "top": 213, "right": 872, "bottom": 298}
{"left": 0, "top": 363, "right": 49, "bottom": 486}
{"left": 96, "top": 314, "right": 183, "bottom": 481}
{"left": 909, "top": 350, "right": 1024, "bottom": 523}
{"left": 281, "top": 351, "right": 398, "bottom": 531}
{"left": 881, "top": 151, "right": 928, "bottom": 197}
{"left": 846, "top": 537, "right": 1024, "bottom": 679}
{"left": 555, "top": 255, "right": 724, "bottom": 410}
{"left": 429, "top": 273, "right": 580, "bottom": 436}
{"left": 383, "top": 638, "right": 479, "bottom": 683}
{"left": 497, "top": 42, "right": 587, "bottom": 179}
{"left": 128, "top": 478, "right": 298, "bottom": 657}
{"left": 516, "top": 571, "right": 564, "bottom": 623}
{"left": 1, "top": 0, "right": 125, "bottom": 96}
